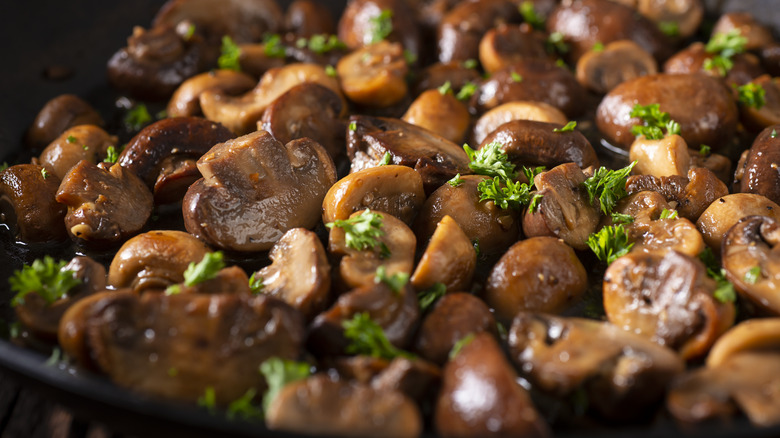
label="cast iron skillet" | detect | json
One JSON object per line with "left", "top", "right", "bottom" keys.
{"left": 1, "top": 1, "right": 780, "bottom": 437}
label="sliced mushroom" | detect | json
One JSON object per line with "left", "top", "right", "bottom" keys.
{"left": 267, "top": 374, "right": 422, "bottom": 438}
{"left": 0, "top": 164, "right": 67, "bottom": 243}
{"left": 306, "top": 279, "right": 419, "bottom": 357}
{"left": 663, "top": 42, "right": 764, "bottom": 87}
{"left": 472, "top": 101, "right": 568, "bottom": 146}
{"left": 485, "top": 236, "right": 588, "bottom": 321}
{"left": 15, "top": 256, "right": 106, "bottom": 341}
{"left": 322, "top": 165, "right": 426, "bottom": 227}
{"left": 603, "top": 250, "right": 735, "bottom": 359}
{"left": 436, "top": 0, "right": 521, "bottom": 63}
{"left": 721, "top": 215, "right": 780, "bottom": 315}
{"left": 696, "top": 193, "right": 780, "bottom": 253}
{"left": 523, "top": 163, "right": 601, "bottom": 250}
{"left": 370, "top": 356, "right": 441, "bottom": 404}
{"left": 575, "top": 40, "right": 658, "bottom": 94}
{"left": 169, "top": 265, "right": 252, "bottom": 295}
{"left": 707, "top": 318, "right": 780, "bottom": 368}
{"left": 471, "top": 59, "right": 587, "bottom": 117}
{"left": 635, "top": 0, "right": 703, "bottom": 40}
{"left": 259, "top": 82, "right": 347, "bottom": 160}
{"left": 508, "top": 312, "right": 685, "bottom": 421}
{"left": 329, "top": 209, "right": 416, "bottom": 290}
{"left": 199, "top": 63, "right": 342, "bottom": 134}
{"left": 483, "top": 121, "right": 599, "bottom": 173}
{"left": 414, "top": 175, "right": 520, "bottom": 256}
{"left": 284, "top": 0, "right": 336, "bottom": 38}
{"left": 107, "top": 230, "right": 210, "bottom": 293}
{"left": 254, "top": 228, "right": 331, "bottom": 321}
{"left": 478, "top": 23, "right": 549, "bottom": 74}
{"left": 411, "top": 215, "right": 476, "bottom": 293}
{"left": 629, "top": 134, "right": 690, "bottom": 178}
{"left": 413, "top": 292, "right": 497, "bottom": 365}
{"left": 38, "top": 125, "right": 117, "bottom": 180}
{"left": 435, "top": 332, "right": 551, "bottom": 437}
{"left": 25, "top": 94, "right": 103, "bottom": 151}
{"left": 711, "top": 12, "right": 775, "bottom": 52}
{"left": 401, "top": 89, "right": 470, "bottom": 145}
{"left": 626, "top": 211, "right": 705, "bottom": 257}
{"left": 56, "top": 161, "right": 153, "bottom": 246}
{"left": 610, "top": 190, "right": 671, "bottom": 225}
{"left": 739, "top": 76, "right": 780, "bottom": 131}
{"left": 166, "top": 70, "right": 256, "bottom": 117}
{"left": 183, "top": 131, "right": 336, "bottom": 252}
{"left": 737, "top": 124, "right": 780, "bottom": 206}
{"left": 66, "top": 291, "right": 303, "bottom": 404}
{"left": 346, "top": 115, "right": 469, "bottom": 195}
{"left": 596, "top": 73, "right": 739, "bottom": 151}
{"left": 336, "top": 41, "right": 408, "bottom": 108}
{"left": 118, "top": 117, "right": 235, "bottom": 204}
{"left": 337, "top": 0, "right": 422, "bottom": 60}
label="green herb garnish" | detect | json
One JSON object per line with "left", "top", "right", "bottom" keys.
{"left": 263, "top": 34, "right": 286, "bottom": 58}
{"left": 659, "top": 208, "right": 678, "bottom": 219}
{"left": 218, "top": 35, "right": 242, "bottom": 71}
{"left": 587, "top": 224, "right": 633, "bottom": 264}
{"left": 348, "top": 121, "right": 357, "bottom": 131}
{"left": 66, "top": 135, "right": 77, "bottom": 143}
{"left": 249, "top": 273, "right": 264, "bottom": 294}
{"left": 227, "top": 388, "right": 264, "bottom": 421}
{"left": 259, "top": 357, "right": 311, "bottom": 414}
{"left": 511, "top": 71, "right": 523, "bottom": 82}
{"left": 735, "top": 82, "right": 766, "bottom": 109}
{"left": 744, "top": 266, "right": 762, "bottom": 284}
{"left": 448, "top": 173, "right": 464, "bottom": 187}
{"left": 417, "top": 282, "right": 446, "bottom": 312}
{"left": 611, "top": 212, "right": 634, "bottom": 224}
{"left": 699, "top": 248, "right": 736, "bottom": 303}
{"left": 40, "top": 168, "right": 49, "bottom": 179}
{"left": 343, "top": 312, "right": 414, "bottom": 360}
{"left": 519, "top": 1, "right": 544, "bottom": 29}
{"left": 630, "top": 103, "right": 680, "bottom": 140}
{"left": 182, "top": 252, "right": 225, "bottom": 287}
{"left": 326, "top": 209, "right": 390, "bottom": 258}
{"left": 546, "top": 31, "right": 569, "bottom": 55}
{"left": 659, "top": 21, "right": 679, "bottom": 37}
{"left": 449, "top": 333, "right": 475, "bottom": 360}
{"left": 369, "top": 9, "right": 393, "bottom": 43}
{"left": 325, "top": 65, "right": 337, "bottom": 77}
{"left": 438, "top": 80, "right": 452, "bottom": 95}
{"left": 582, "top": 162, "right": 636, "bottom": 215}
{"left": 124, "top": 104, "right": 152, "bottom": 131}
{"left": 704, "top": 29, "right": 747, "bottom": 76}
{"left": 462, "top": 59, "right": 478, "bottom": 69}
{"left": 197, "top": 386, "right": 217, "bottom": 414}
{"left": 553, "top": 121, "right": 577, "bottom": 133}
{"left": 104, "top": 145, "right": 120, "bottom": 164}
{"left": 592, "top": 41, "right": 604, "bottom": 52}
{"left": 10, "top": 257, "right": 80, "bottom": 306}
{"left": 456, "top": 82, "right": 478, "bottom": 101}
{"left": 379, "top": 151, "right": 392, "bottom": 166}
{"left": 304, "top": 34, "right": 346, "bottom": 54}
{"left": 699, "top": 144, "right": 711, "bottom": 156}
{"left": 464, "top": 142, "right": 517, "bottom": 180}
{"left": 374, "top": 265, "right": 409, "bottom": 294}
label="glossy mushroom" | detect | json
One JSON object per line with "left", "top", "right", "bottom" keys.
{"left": 166, "top": 70, "right": 256, "bottom": 117}
{"left": 0, "top": 164, "right": 67, "bottom": 243}
{"left": 737, "top": 124, "right": 780, "bottom": 206}
{"left": 25, "top": 94, "right": 103, "bottom": 151}
{"left": 575, "top": 40, "right": 658, "bottom": 94}
{"left": 696, "top": 193, "right": 780, "bottom": 253}
{"left": 401, "top": 88, "right": 470, "bottom": 145}
{"left": 471, "top": 101, "right": 568, "bottom": 146}
{"left": 478, "top": 23, "right": 549, "bottom": 74}
{"left": 410, "top": 215, "right": 476, "bottom": 293}
{"left": 336, "top": 41, "right": 408, "bottom": 108}
{"left": 436, "top": 0, "right": 520, "bottom": 63}
{"left": 337, "top": 0, "right": 421, "bottom": 60}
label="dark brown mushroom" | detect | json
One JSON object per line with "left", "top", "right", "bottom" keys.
{"left": 575, "top": 40, "right": 658, "bottom": 94}
{"left": 259, "top": 82, "right": 346, "bottom": 160}
{"left": 370, "top": 356, "right": 441, "bottom": 404}
{"left": 0, "top": 164, "right": 67, "bottom": 243}
{"left": 625, "top": 208, "right": 705, "bottom": 257}
{"left": 478, "top": 23, "right": 550, "bottom": 73}
{"left": 183, "top": 131, "right": 336, "bottom": 252}
{"left": 737, "top": 124, "right": 780, "bottom": 205}
{"left": 508, "top": 312, "right": 685, "bottom": 421}
{"left": 413, "top": 292, "right": 497, "bottom": 365}
{"left": 634, "top": 0, "right": 703, "bottom": 40}
{"left": 596, "top": 73, "right": 739, "bottom": 151}
{"left": 603, "top": 250, "right": 735, "bottom": 359}
{"left": 168, "top": 265, "right": 252, "bottom": 295}
{"left": 435, "top": 332, "right": 551, "bottom": 437}
{"left": 413, "top": 61, "right": 482, "bottom": 96}
{"left": 414, "top": 175, "right": 520, "bottom": 256}
{"left": 56, "top": 161, "right": 153, "bottom": 246}
{"left": 38, "top": 125, "right": 117, "bottom": 180}
{"left": 436, "top": 0, "right": 521, "bottom": 63}
{"left": 25, "top": 94, "right": 103, "bottom": 151}
{"left": 118, "top": 117, "right": 235, "bottom": 204}
{"left": 346, "top": 115, "right": 470, "bottom": 195}
{"left": 337, "top": 0, "right": 422, "bottom": 60}
{"left": 696, "top": 193, "right": 780, "bottom": 253}
{"left": 322, "top": 165, "right": 426, "bottom": 227}
{"left": 523, "top": 164, "right": 601, "bottom": 250}
{"left": 62, "top": 291, "right": 304, "bottom": 404}
{"left": 166, "top": 70, "right": 256, "bottom": 117}
{"left": 401, "top": 89, "right": 470, "bottom": 145}
{"left": 267, "top": 374, "right": 422, "bottom": 438}
{"left": 485, "top": 236, "right": 588, "bottom": 321}
{"left": 411, "top": 215, "right": 476, "bottom": 293}
{"left": 107, "top": 230, "right": 210, "bottom": 293}
{"left": 711, "top": 12, "right": 775, "bottom": 52}
{"left": 663, "top": 42, "right": 764, "bottom": 87}
{"left": 739, "top": 76, "right": 780, "bottom": 131}
{"left": 232, "top": 42, "right": 288, "bottom": 78}
{"left": 471, "top": 101, "right": 568, "bottom": 146}
{"left": 336, "top": 41, "right": 408, "bottom": 108}
{"left": 284, "top": 0, "right": 336, "bottom": 38}
{"left": 254, "top": 228, "right": 331, "bottom": 321}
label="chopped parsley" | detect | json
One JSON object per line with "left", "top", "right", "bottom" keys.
{"left": 403, "top": 49, "right": 417, "bottom": 65}
{"left": 197, "top": 386, "right": 217, "bottom": 414}
{"left": 462, "top": 59, "right": 478, "bottom": 69}
{"left": 227, "top": 388, "right": 263, "bottom": 421}
{"left": 735, "top": 82, "right": 766, "bottom": 109}
{"left": 449, "top": 333, "right": 475, "bottom": 360}
{"left": 374, "top": 265, "right": 409, "bottom": 294}
{"left": 218, "top": 35, "right": 242, "bottom": 71}
{"left": 342, "top": 312, "right": 414, "bottom": 360}
{"left": 456, "top": 82, "right": 478, "bottom": 101}
{"left": 263, "top": 34, "right": 286, "bottom": 58}
{"left": 659, "top": 208, "right": 678, "bottom": 219}
{"left": 165, "top": 252, "right": 225, "bottom": 295}
{"left": 249, "top": 273, "right": 264, "bottom": 294}
{"left": 325, "top": 65, "right": 337, "bottom": 77}
{"left": 40, "top": 168, "right": 49, "bottom": 179}
{"left": 299, "top": 34, "right": 345, "bottom": 54}
{"left": 519, "top": 1, "right": 545, "bottom": 30}
{"left": 699, "top": 144, "right": 711, "bottom": 156}
{"left": 704, "top": 29, "right": 747, "bottom": 76}
{"left": 511, "top": 71, "right": 523, "bottom": 82}
{"left": 259, "top": 357, "right": 311, "bottom": 414}
{"left": 659, "top": 21, "right": 680, "bottom": 37}
{"left": 611, "top": 212, "right": 634, "bottom": 224}
{"left": 592, "top": 41, "right": 605, "bottom": 52}
{"left": 369, "top": 9, "right": 394, "bottom": 43}
{"left": 66, "top": 135, "right": 77, "bottom": 143}
{"left": 699, "top": 248, "right": 736, "bottom": 303}
{"left": 477, "top": 176, "right": 541, "bottom": 213}
{"left": 438, "top": 80, "right": 452, "bottom": 95}
{"left": 104, "top": 145, "right": 120, "bottom": 164}
{"left": 348, "top": 121, "right": 357, "bottom": 131}
{"left": 9, "top": 257, "right": 80, "bottom": 307}
{"left": 379, "top": 151, "right": 392, "bottom": 166}
{"left": 630, "top": 103, "right": 680, "bottom": 140}
{"left": 744, "top": 266, "right": 762, "bottom": 284}
{"left": 582, "top": 162, "right": 636, "bottom": 215}
{"left": 124, "top": 104, "right": 152, "bottom": 131}
{"left": 326, "top": 209, "right": 390, "bottom": 258}
{"left": 587, "top": 224, "right": 633, "bottom": 264}
{"left": 448, "top": 173, "right": 464, "bottom": 187}
{"left": 546, "top": 31, "right": 569, "bottom": 55}
{"left": 553, "top": 121, "right": 577, "bottom": 133}
{"left": 417, "top": 282, "right": 446, "bottom": 312}
{"left": 464, "top": 142, "right": 517, "bottom": 180}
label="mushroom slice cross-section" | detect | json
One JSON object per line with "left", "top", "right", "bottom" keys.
{"left": 183, "top": 130, "right": 337, "bottom": 252}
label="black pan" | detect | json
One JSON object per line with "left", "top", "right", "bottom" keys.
{"left": 1, "top": 1, "right": 780, "bottom": 437}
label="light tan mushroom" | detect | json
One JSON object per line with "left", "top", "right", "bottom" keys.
{"left": 707, "top": 318, "right": 780, "bottom": 368}
{"left": 336, "top": 40, "right": 408, "bottom": 107}
{"left": 410, "top": 215, "right": 476, "bottom": 293}
{"left": 167, "top": 70, "right": 256, "bottom": 117}
{"left": 471, "top": 101, "right": 568, "bottom": 146}
{"left": 629, "top": 134, "right": 690, "bottom": 178}
{"left": 696, "top": 193, "right": 780, "bottom": 253}
{"left": 401, "top": 89, "right": 470, "bottom": 144}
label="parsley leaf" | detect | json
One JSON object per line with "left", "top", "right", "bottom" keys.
{"left": 218, "top": 35, "right": 242, "bottom": 71}
{"left": 104, "top": 145, "right": 120, "bottom": 164}
{"left": 553, "top": 121, "right": 577, "bottom": 133}
{"left": 582, "top": 162, "right": 636, "bottom": 215}
{"left": 66, "top": 135, "right": 77, "bottom": 143}
{"left": 183, "top": 252, "right": 225, "bottom": 287}
{"left": 611, "top": 212, "right": 634, "bottom": 224}
{"left": 519, "top": 2, "right": 545, "bottom": 30}
{"left": 456, "top": 82, "right": 478, "bottom": 101}
{"left": 348, "top": 121, "right": 357, "bottom": 131}
{"left": 369, "top": 9, "right": 393, "bottom": 43}
{"left": 464, "top": 142, "right": 517, "bottom": 180}
{"left": 659, "top": 21, "right": 679, "bottom": 37}
{"left": 418, "top": 282, "right": 446, "bottom": 311}
{"left": 522, "top": 165, "right": 546, "bottom": 183}
{"left": 197, "top": 386, "right": 217, "bottom": 414}
{"left": 699, "top": 248, "right": 736, "bottom": 303}
{"left": 0, "top": 162, "right": 7, "bottom": 172}
{"left": 227, "top": 388, "right": 264, "bottom": 421}
{"left": 659, "top": 208, "right": 678, "bottom": 219}
{"left": 249, "top": 273, "right": 264, "bottom": 294}
{"left": 704, "top": 29, "right": 747, "bottom": 76}
{"left": 10, "top": 256, "right": 81, "bottom": 306}
{"left": 124, "top": 104, "right": 152, "bottom": 131}
{"left": 449, "top": 333, "right": 475, "bottom": 360}
{"left": 263, "top": 34, "right": 286, "bottom": 58}
{"left": 744, "top": 266, "right": 762, "bottom": 284}
{"left": 699, "top": 144, "right": 711, "bottom": 156}
{"left": 592, "top": 41, "right": 604, "bottom": 52}
{"left": 379, "top": 151, "right": 392, "bottom": 166}
{"left": 546, "top": 31, "right": 569, "bottom": 55}
{"left": 403, "top": 49, "right": 417, "bottom": 65}
{"left": 448, "top": 173, "right": 464, "bottom": 187}
{"left": 587, "top": 224, "right": 633, "bottom": 264}
{"left": 259, "top": 357, "right": 311, "bottom": 414}
{"left": 511, "top": 71, "right": 523, "bottom": 82}
{"left": 343, "top": 312, "right": 414, "bottom": 360}
{"left": 374, "top": 265, "right": 409, "bottom": 293}
{"left": 735, "top": 82, "right": 766, "bottom": 109}
{"left": 326, "top": 209, "right": 390, "bottom": 258}
{"left": 772, "top": 129, "right": 778, "bottom": 139}
{"left": 438, "top": 80, "right": 452, "bottom": 95}
{"left": 462, "top": 59, "right": 478, "bottom": 69}
{"left": 41, "top": 168, "right": 49, "bottom": 179}
{"left": 629, "top": 103, "right": 680, "bottom": 140}
{"left": 325, "top": 65, "right": 337, "bottom": 77}
{"left": 477, "top": 176, "right": 539, "bottom": 212}
{"left": 303, "top": 34, "right": 346, "bottom": 54}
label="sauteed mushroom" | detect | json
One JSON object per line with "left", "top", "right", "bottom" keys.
{"left": 25, "top": 94, "right": 103, "bottom": 151}
{"left": 736, "top": 124, "right": 780, "bottom": 206}
{"left": 166, "top": 70, "right": 256, "bottom": 117}
{"left": 0, "top": 164, "right": 67, "bottom": 243}
{"left": 436, "top": 0, "right": 520, "bottom": 63}
{"left": 411, "top": 215, "right": 476, "bottom": 293}
{"left": 284, "top": 0, "right": 336, "bottom": 38}
{"left": 401, "top": 89, "right": 470, "bottom": 145}
{"left": 38, "top": 125, "right": 117, "bottom": 180}
{"left": 576, "top": 40, "right": 658, "bottom": 94}
{"left": 696, "top": 193, "right": 780, "bottom": 253}
{"left": 472, "top": 101, "right": 568, "bottom": 146}
{"left": 338, "top": 0, "right": 421, "bottom": 60}
{"left": 336, "top": 41, "right": 408, "bottom": 108}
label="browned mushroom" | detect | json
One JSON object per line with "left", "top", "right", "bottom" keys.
{"left": 337, "top": 0, "right": 421, "bottom": 60}
{"left": 168, "top": 265, "right": 252, "bottom": 295}
{"left": 523, "top": 163, "right": 601, "bottom": 250}
{"left": 183, "top": 131, "right": 336, "bottom": 252}
{"left": 0, "top": 164, "right": 67, "bottom": 243}
{"left": 721, "top": 215, "right": 780, "bottom": 315}
{"left": 696, "top": 193, "right": 780, "bottom": 253}
{"left": 25, "top": 94, "right": 103, "bottom": 151}
{"left": 336, "top": 41, "right": 408, "bottom": 108}
{"left": 436, "top": 0, "right": 520, "bottom": 63}
{"left": 284, "top": 0, "right": 336, "bottom": 38}
{"left": 736, "top": 124, "right": 780, "bottom": 205}
{"left": 508, "top": 312, "right": 685, "bottom": 421}
{"left": 322, "top": 165, "right": 426, "bottom": 227}
{"left": 232, "top": 42, "right": 288, "bottom": 78}
{"left": 575, "top": 40, "right": 658, "bottom": 94}
{"left": 634, "top": 0, "right": 704, "bottom": 40}
{"left": 401, "top": 89, "right": 470, "bottom": 145}
{"left": 267, "top": 374, "right": 422, "bottom": 438}
{"left": 329, "top": 209, "right": 416, "bottom": 290}
{"left": 739, "top": 76, "right": 780, "bottom": 131}
{"left": 107, "top": 230, "right": 210, "bottom": 293}
{"left": 253, "top": 228, "right": 331, "bottom": 321}
{"left": 346, "top": 115, "right": 470, "bottom": 195}
{"left": 478, "top": 23, "right": 549, "bottom": 73}
{"left": 625, "top": 208, "right": 705, "bottom": 257}
{"left": 413, "top": 61, "right": 482, "bottom": 96}
{"left": 38, "top": 125, "right": 117, "bottom": 180}
{"left": 435, "top": 332, "right": 551, "bottom": 437}
{"left": 118, "top": 117, "right": 235, "bottom": 205}
{"left": 414, "top": 175, "right": 520, "bottom": 256}
{"left": 413, "top": 293, "right": 497, "bottom": 365}
{"left": 56, "top": 161, "right": 153, "bottom": 246}
{"left": 471, "top": 101, "right": 568, "bottom": 146}
{"left": 259, "top": 82, "right": 347, "bottom": 160}
{"left": 596, "top": 73, "right": 739, "bottom": 151}
{"left": 707, "top": 318, "right": 780, "bottom": 368}
{"left": 484, "top": 236, "right": 588, "bottom": 321}
{"left": 166, "top": 70, "right": 256, "bottom": 117}
{"left": 603, "top": 250, "right": 735, "bottom": 359}
{"left": 15, "top": 256, "right": 106, "bottom": 341}
{"left": 411, "top": 215, "right": 476, "bottom": 293}
{"left": 62, "top": 290, "right": 304, "bottom": 404}
{"left": 629, "top": 134, "right": 690, "bottom": 178}
{"left": 711, "top": 12, "right": 775, "bottom": 52}
{"left": 663, "top": 42, "right": 764, "bottom": 87}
